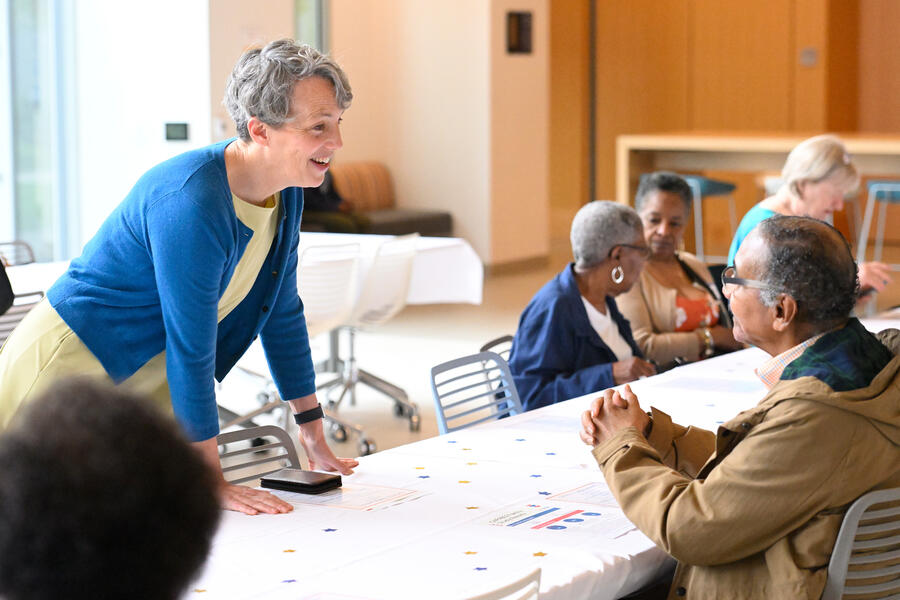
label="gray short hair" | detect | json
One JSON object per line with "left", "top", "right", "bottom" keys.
{"left": 570, "top": 201, "right": 643, "bottom": 270}
{"left": 781, "top": 134, "right": 859, "bottom": 198}
{"left": 224, "top": 39, "right": 353, "bottom": 142}
{"left": 755, "top": 215, "right": 858, "bottom": 325}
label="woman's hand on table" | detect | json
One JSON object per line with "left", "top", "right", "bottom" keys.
{"left": 580, "top": 385, "right": 649, "bottom": 447}
{"left": 298, "top": 420, "right": 359, "bottom": 475}
{"left": 219, "top": 481, "right": 295, "bottom": 515}
{"left": 858, "top": 262, "right": 893, "bottom": 296}
{"left": 612, "top": 357, "right": 656, "bottom": 384}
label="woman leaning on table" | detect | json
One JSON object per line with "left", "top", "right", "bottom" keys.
{"left": 728, "top": 134, "right": 893, "bottom": 303}
{"left": 617, "top": 172, "right": 743, "bottom": 367}
{"left": 0, "top": 39, "right": 358, "bottom": 515}
{"left": 509, "top": 201, "right": 657, "bottom": 412}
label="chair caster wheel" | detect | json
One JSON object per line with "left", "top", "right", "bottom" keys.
{"left": 409, "top": 413, "right": 420, "bottom": 432}
{"left": 394, "top": 403, "right": 406, "bottom": 417}
{"left": 329, "top": 423, "right": 348, "bottom": 443}
{"left": 358, "top": 439, "right": 376, "bottom": 456}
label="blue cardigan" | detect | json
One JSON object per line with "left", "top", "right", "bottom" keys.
{"left": 508, "top": 264, "right": 643, "bottom": 411}
{"left": 48, "top": 140, "right": 315, "bottom": 441}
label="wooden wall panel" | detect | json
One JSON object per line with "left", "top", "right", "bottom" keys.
{"left": 594, "top": 0, "right": 690, "bottom": 201}
{"left": 858, "top": 0, "right": 900, "bottom": 132}
{"left": 549, "top": 0, "right": 590, "bottom": 240}
{"left": 688, "top": 0, "right": 794, "bottom": 130}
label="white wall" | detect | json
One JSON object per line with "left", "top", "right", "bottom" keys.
{"left": 73, "top": 0, "right": 211, "bottom": 248}
{"left": 329, "top": 0, "right": 492, "bottom": 261}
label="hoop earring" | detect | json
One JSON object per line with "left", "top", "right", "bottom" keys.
{"left": 611, "top": 265, "right": 625, "bottom": 284}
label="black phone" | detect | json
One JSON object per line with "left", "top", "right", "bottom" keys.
{"left": 260, "top": 468, "right": 342, "bottom": 495}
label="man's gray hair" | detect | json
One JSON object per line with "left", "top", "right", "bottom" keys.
{"left": 755, "top": 215, "right": 859, "bottom": 325}
{"left": 224, "top": 39, "right": 352, "bottom": 142}
{"left": 570, "top": 201, "right": 643, "bottom": 270}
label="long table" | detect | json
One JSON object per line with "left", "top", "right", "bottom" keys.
{"left": 189, "top": 316, "right": 900, "bottom": 599}
{"left": 5, "top": 233, "right": 483, "bottom": 307}
{"left": 187, "top": 347, "right": 777, "bottom": 600}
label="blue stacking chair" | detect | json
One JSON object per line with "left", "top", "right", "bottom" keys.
{"left": 681, "top": 174, "right": 737, "bottom": 263}
{"left": 430, "top": 351, "right": 523, "bottom": 434}
{"left": 856, "top": 180, "right": 900, "bottom": 271}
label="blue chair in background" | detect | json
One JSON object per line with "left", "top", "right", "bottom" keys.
{"left": 856, "top": 179, "right": 900, "bottom": 271}
{"left": 681, "top": 174, "right": 737, "bottom": 263}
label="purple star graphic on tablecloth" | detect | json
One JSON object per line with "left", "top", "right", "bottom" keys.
{"left": 475, "top": 567, "right": 488, "bottom": 571}
{"left": 515, "top": 438, "right": 526, "bottom": 442}
{"left": 530, "top": 474, "right": 542, "bottom": 478}
{"left": 281, "top": 579, "right": 297, "bottom": 583}
{"left": 323, "top": 528, "right": 337, "bottom": 532}
{"left": 538, "top": 491, "right": 551, "bottom": 495}
{"left": 418, "top": 475, "right": 430, "bottom": 479}
{"left": 545, "top": 452, "right": 556, "bottom": 455}
{"left": 447, "top": 440, "right": 458, "bottom": 443}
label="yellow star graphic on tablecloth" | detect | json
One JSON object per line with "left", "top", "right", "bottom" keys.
{"left": 193, "top": 590, "right": 207, "bottom": 593}
{"left": 462, "top": 448, "right": 472, "bottom": 451}
{"left": 533, "top": 552, "right": 547, "bottom": 557}
{"left": 283, "top": 549, "right": 295, "bottom": 553}
{"left": 467, "top": 462, "right": 477, "bottom": 465}
{"left": 466, "top": 506, "right": 479, "bottom": 510}
{"left": 458, "top": 480, "right": 470, "bottom": 484}
{"left": 464, "top": 551, "right": 478, "bottom": 555}
{"left": 415, "top": 466, "right": 425, "bottom": 469}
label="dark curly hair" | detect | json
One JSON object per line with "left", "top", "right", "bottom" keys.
{"left": 634, "top": 171, "right": 693, "bottom": 214}
{"left": 0, "top": 378, "right": 220, "bottom": 600}
{"left": 755, "top": 215, "right": 859, "bottom": 326}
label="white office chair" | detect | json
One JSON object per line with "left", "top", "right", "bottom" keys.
{"left": 217, "top": 425, "right": 302, "bottom": 484}
{"left": 821, "top": 486, "right": 900, "bottom": 600}
{"left": 324, "top": 233, "right": 421, "bottom": 432}
{"left": 219, "top": 244, "right": 377, "bottom": 456}
{"left": 464, "top": 568, "right": 541, "bottom": 600}
{"left": 430, "top": 351, "right": 523, "bottom": 435}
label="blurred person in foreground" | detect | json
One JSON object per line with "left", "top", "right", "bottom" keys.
{"left": 728, "top": 134, "right": 892, "bottom": 303}
{"left": 0, "top": 39, "right": 359, "bottom": 515}
{"left": 509, "top": 200, "right": 656, "bottom": 412}
{"left": 0, "top": 378, "right": 220, "bottom": 600}
{"left": 582, "top": 215, "right": 900, "bottom": 599}
{"left": 618, "top": 172, "right": 742, "bottom": 366}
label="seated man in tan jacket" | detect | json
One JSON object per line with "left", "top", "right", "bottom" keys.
{"left": 581, "top": 215, "right": 900, "bottom": 599}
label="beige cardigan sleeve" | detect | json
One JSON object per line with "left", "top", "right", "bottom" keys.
{"left": 616, "top": 269, "right": 703, "bottom": 365}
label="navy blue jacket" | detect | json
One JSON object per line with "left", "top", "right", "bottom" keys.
{"left": 509, "top": 264, "right": 643, "bottom": 411}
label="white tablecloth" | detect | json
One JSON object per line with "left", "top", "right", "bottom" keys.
{"left": 5, "top": 233, "right": 483, "bottom": 307}
{"left": 189, "top": 315, "right": 900, "bottom": 599}
{"left": 298, "top": 232, "right": 483, "bottom": 305}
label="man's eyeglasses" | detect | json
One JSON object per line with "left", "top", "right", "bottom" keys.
{"left": 611, "top": 244, "right": 652, "bottom": 259}
{"left": 720, "top": 266, "right": 775, "bottom": 291}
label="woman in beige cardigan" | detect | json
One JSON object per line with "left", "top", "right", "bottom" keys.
{"left": 617, "top": 172, "right": 742, "bottom": 366}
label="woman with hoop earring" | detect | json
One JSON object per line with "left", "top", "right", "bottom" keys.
{"left": 509, "top": 201, "right": 656, "bottom": 412}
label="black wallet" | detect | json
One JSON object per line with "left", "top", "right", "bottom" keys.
{"left": 260, "top": 468, "right": 342, "bottom": 495}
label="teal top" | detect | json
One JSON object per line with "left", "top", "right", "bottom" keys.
{"left": 727, "top": 204, "right": 777, "bottom": 265}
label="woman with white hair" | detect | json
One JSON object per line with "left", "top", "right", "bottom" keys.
{"left": 728, "top": 134, "right": 892, "bottom": 297}
{"left": 509, "top": 201, "right": 656, "bottom": 412}
{"left": 0, "top": 39, "right": 358, "bottom": 514}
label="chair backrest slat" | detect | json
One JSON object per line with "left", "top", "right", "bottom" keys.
{"left": 822, "top": 487, "right": 900, "bottom": 600}
{"left": 216, "top": 425, "right": 302, "bottom": 485}
{"left": 431, "top": 351, "right": 524, "bottom": 435}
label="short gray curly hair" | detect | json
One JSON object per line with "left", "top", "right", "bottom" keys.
{"left": 570, "top": 201, "right": 643, "bottom": 270}
{"left": 224, "top": 39, "right": 353, "bottom": 142}
{"left": 755, "top": 215, "right": 858, "bottom": 325}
